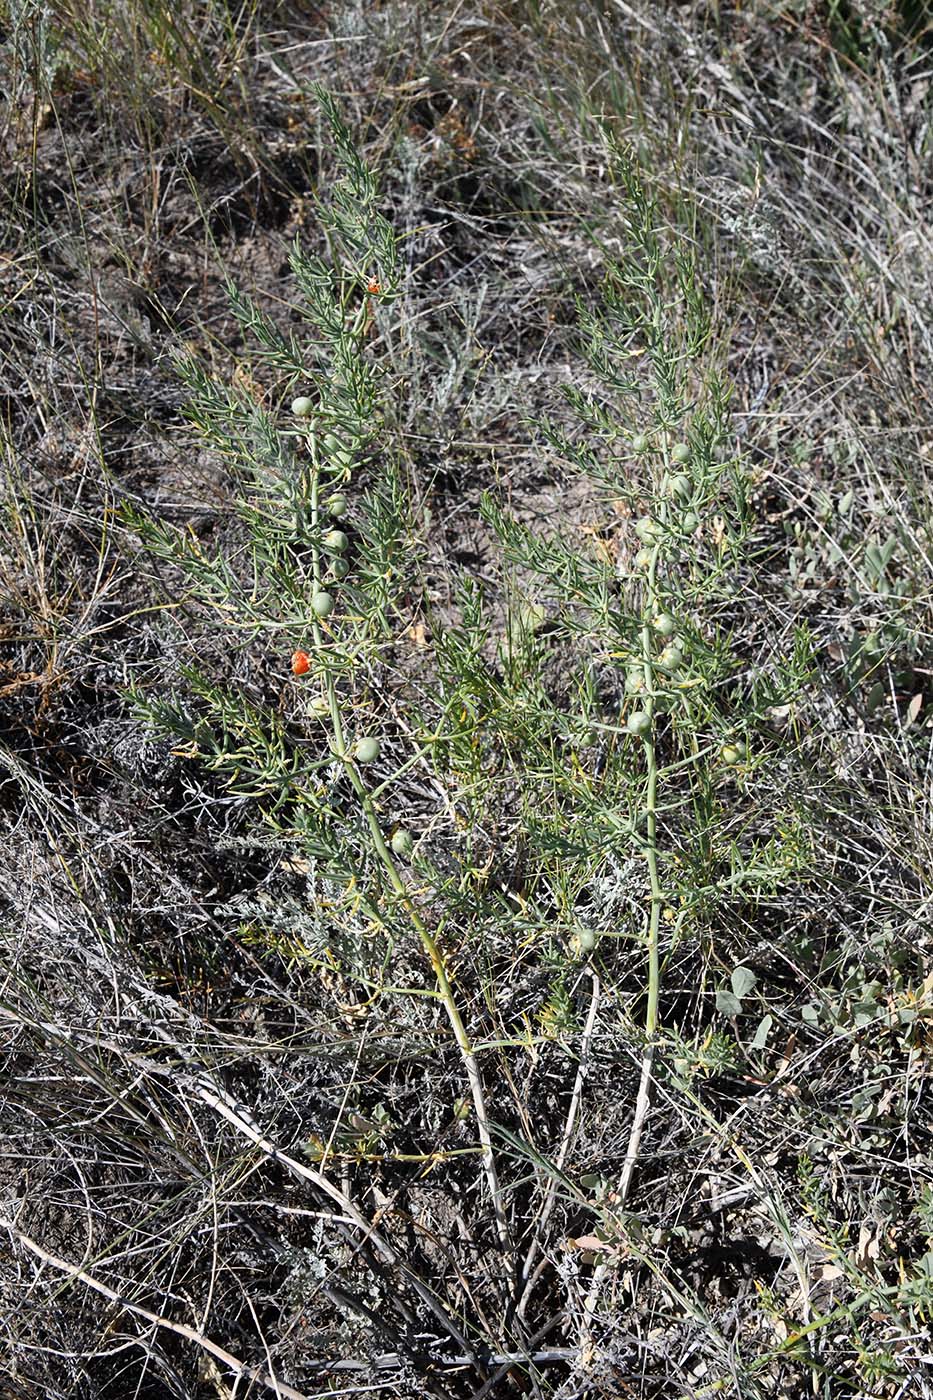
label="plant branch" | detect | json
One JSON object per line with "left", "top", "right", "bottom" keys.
{"left": 514, "top": 970, "right": 602, "bottom": 1322}
{"left": 307, "top": 433, "right": 510, "bottom": 1254}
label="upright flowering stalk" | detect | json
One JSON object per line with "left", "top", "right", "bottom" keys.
{"left": 481, "top": 135, "right": 807, "bottom": 1355}
{"left": 125, "top": 87, "right": 508, "bottom": 1251}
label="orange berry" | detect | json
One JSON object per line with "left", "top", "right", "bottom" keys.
{"left": 367, "top": 278, "right": 381, "bottom": 295}
{"left": 291, "top": 650, "right": 310, "bottom": 676}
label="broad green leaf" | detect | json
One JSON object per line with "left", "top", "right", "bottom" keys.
{"left": 731, "top": 965, "right": 757, "bottom": 998}
{"left": 716, "top": 989, "right": 743, "bottom": 1017}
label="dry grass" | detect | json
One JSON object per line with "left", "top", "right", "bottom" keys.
{"left": 1, "top": 3, "right": 932, "bottom": 1398}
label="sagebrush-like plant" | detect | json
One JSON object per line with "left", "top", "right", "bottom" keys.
{"left": 127, "top": 91, "right": 815, "bottom": 1392}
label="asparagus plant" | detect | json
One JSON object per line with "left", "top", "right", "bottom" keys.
{"left": 127, "top": 93, "right": 810, "bottom": 1383}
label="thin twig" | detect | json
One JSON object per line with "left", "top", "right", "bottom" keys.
{"left": 580, "top": 538, "right": 665, "bottom": 1360}
{"left": 514, "top": 971, "right": 601, "bottom": 1321}
{"left": 2, "top": 1220, "right": 317, "bottom": 1400}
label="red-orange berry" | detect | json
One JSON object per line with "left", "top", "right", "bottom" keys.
{"left": 291, "top": 650, "right": 310, "bottom": 676}
{"left": 367, "top": 278, "right": 381, "bottom": 295}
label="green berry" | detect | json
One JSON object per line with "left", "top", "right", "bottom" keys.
{"left": 355, "top": 736, "right": 380, "bottom": 764}
{"left": 634, "top": 516, "right": 660, "bottom": 543}
{"left": 717, "top": 739, "right": 750, "bottom": 761}
{"left": 659, "top": 644, "right": 684, "bottom": 672}
{"left": 670, "top": 474, "right": 692, "bottom": 500}
{"left": 391, "top": 828, "right": 413, "bottom": 858}
{"left": 323, "top": 435, "right": 353, "bottom": 470}
{"left": 291, "top": 396, "right": 314, "bottom": 418}
{"left": 575, "top": 928, "right": 597, "bottom": 955}
{"left": 653, "top": 613, "right": 676, "bottom": 638}
{"left": 326, "top": 495, "right": 348, "bottom": 519}
{"left": 627, "top": 710, "right": 651, "bottom": 737}
{"left": 625, "top": 667, "right": 646, "bottom": 694}
{"left": 682, "top": 511, "right": 699, "bottom": 533}
{"left": 632, "top": 433, "right": 649, "bottom": 453}
{"left": 720, "top": 742, "right": 746, "bottom": 766}
{"left": 308, "top": 694, "right": 330, "bottom": 716}
{"left": 671, "top": 442, "right": 690, "bottom": 464}
{"left": 330, "top": 557, "right": 350, "bottom": 579}
{"left": 323, "top": 529, "right": 349, "bottom": 554}
{"left": 635, "top": 547, "right": 653, "bottom": 570}
{"left": 311, "top": 591, "right": 334, "bottom": 618}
